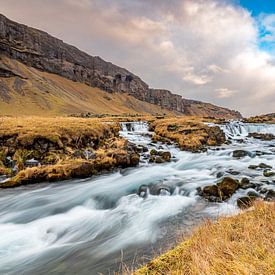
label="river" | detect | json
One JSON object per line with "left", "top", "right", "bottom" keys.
{"left": 0, "top": 121, "right": 274, "bottom": 274}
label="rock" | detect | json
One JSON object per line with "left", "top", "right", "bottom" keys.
{"left": 217, "top": 177, "right": 239, "bottom": 198}
{"left": 158, "top": 151, "right": 171, "bottom": 162}
{"left": 264, "top": 190, "right": 275, "bottom": 201}
{"left": 25, "top": 159, "right": 40, "bottom": 167}
{"left": 232, "top": 150, "right": 251, "bottom": 158}
{"left": 155, "top": 156, "right": 165, "bottom": 164}
{"left": 138, "top": 185, "right": 149, "bottom": 198}
{"left": 150, "top": 149, "right": 158, "bottom": 156}
{"left": 149, "top": 156, "right": 155, "bottom": 163}
{"left": 237, "top": 196, "right": 255, "bottom": 209}
{"left": 259, "top": 163, "right": 272, "bottom": 169}
{"left": 247, "top": 191, "right": 260, "bottom": 198}
{"left": 248, "top": 165, "right": 258, "bottom": 170}
{"left": 263, "top": 170, "right": 275, "bottom": 177}
{"left": 226, "top": 169, "right": 240, "bottom": 175}
{"left": 240, "top": 177, "right": 250, "bottom": 186}
{"left": 202, "top": 185, "right": 220, "bottom": 197}
{"left": 130, "top": 153, "right": 140, "bottom": 166}
{"left": 216, "top": 171, "right": 224, "bottom": 178}
{"left": 248, "top": 132, "right": 275, "bottom": 141}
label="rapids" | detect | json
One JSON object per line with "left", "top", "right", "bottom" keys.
{"left": 0, "top": 121, "right": 274, "bottom": 274}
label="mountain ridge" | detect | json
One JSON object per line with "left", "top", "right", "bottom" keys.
{"left": 0, "top": 14, "right": 242, "bottom": 118}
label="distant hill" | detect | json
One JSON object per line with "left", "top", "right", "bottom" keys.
{"left": 0, "top": 14, "right": 242, "bottom": 118}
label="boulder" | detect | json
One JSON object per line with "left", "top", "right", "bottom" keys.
{"left": 232, "top": 150, "right": 251, "bottom": 158}
{"left": 263, "top": 170, "right": 275, "bottom": 177}
{"left": 217, "top": 177, "right": 239, "bottom": 198}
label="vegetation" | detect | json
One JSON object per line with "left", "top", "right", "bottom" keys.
{"left": 136, "top": 202, "right": 275, "bottom": 275}
{"left": 149, "top": 117, "right": 225, "bottom": 152}
{"left": 0, "top": 56, "right": 176, "bottom": 116}
{"left": 243, "top": 113, "right": 275, "bottom": 124}
{"left": 0, "top": 117, "right": 139, "bottom": 187}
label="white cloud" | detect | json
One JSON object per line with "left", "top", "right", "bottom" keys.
{"left": 0, "top": 0, "right": 274, "bottom": 116}
{"left": 216, "top": 88, "right": 236, "bottom": 98}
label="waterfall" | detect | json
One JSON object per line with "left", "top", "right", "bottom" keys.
{"left": 219, "top": 121, "right": 275, "bottom": 139}
{"left": 120, "top": 121, "right": 149, "bottom": 133}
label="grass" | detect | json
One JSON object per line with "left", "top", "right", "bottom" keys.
{"left": 136, "top": 202, "right": 275, "bottom": 275}
{"left": 0, "top": 55, "right": 176, "bottom": 116}
{"left": 0, "top": 117, "right": 140, "bottom": 186}
{"left": 150, "top": 117, "right": 225, "bottom": 151}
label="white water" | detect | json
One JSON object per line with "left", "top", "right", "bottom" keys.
{"left": 219, "top": 121, "right": 275, "bottom": 139}
{"left": 0, "top": 121, "right": 274, "bottom": 274}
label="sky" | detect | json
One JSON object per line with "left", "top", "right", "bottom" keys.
{"left": 0, "top": 0, "right": 275, "bottom": 116}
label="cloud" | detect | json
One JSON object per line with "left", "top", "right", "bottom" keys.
{"left": 0, "top": 0, "right": 274, "bottom": 116}
{"left": 216, "top": 88, "right": 236, "bottom": 98}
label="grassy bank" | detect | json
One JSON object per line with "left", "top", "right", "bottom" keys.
{"left": 149, "top": 117, "right": 225, "bottom": 152}
{"left": 136, "top": 202, "right": 275, "bottom": 275}
{"left": 0, "top": 117, "right": 140, "bottom": 187}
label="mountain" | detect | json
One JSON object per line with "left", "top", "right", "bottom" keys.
{"left": 0, "top": 14, "right": 242, "bottom": 118}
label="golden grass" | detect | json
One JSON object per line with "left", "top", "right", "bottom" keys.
{"left": 0, "top": 116, "right": 119, "bottom": 147}
{"left": 150, "top": 117, "right": 225, "bottom": 151}
{"left": 0, "top": 55, "right": 176, "bottom": 116}
{"left": 136, "top": 202, "right": 275, "bottom": 275}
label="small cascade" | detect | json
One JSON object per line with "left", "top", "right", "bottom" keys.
{"left": 219, "top": 121, "right": 275, "bottom": 139}
{"left": 120, "top": 121, "right": 149, "bottom": 133}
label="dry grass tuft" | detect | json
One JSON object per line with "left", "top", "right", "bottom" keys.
{"left": 150, "top": 117, "right": 225, "bottom": 151}
{"left": 136, "top": 202, "right": 275, "bottom": 275}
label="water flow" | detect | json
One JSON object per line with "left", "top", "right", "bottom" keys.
{"left": 0, "top": 121, "right": 274, "bottom": 274}
{"left": 219, "top": 121, "right": 275, "bottom": 139}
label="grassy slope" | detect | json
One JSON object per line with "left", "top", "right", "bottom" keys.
{"left": 0, "top": 55, "right": 175, "bottom": 116}
{"left": 136, "top": 202, "right": 275, "bottom": 275}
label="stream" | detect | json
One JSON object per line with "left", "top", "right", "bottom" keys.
{"left": 0, "top": 121, "right": 274, "bottom": 274}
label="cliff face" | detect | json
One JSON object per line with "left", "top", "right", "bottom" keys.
{"left": 0, "top": 14, "right": 241, "bottom": 118}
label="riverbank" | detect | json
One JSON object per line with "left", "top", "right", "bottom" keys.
{"left": 136, "top": 201, "right": 275, "bottom": 275}
{"left": 0, "top": 117, "right": 140, "bottom": 187}
{"left": 0, "top": 116, "right": 228, "bottom": 187}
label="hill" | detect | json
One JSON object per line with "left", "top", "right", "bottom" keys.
{"left": 0, "top": 14, "right": 241, "bottom": 118}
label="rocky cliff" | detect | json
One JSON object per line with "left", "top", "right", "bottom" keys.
{"left": 0, "top": 14, "right": 241, "bottom": 118}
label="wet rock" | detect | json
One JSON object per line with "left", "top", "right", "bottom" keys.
{"left": 248, "top": 132, "right": 275, "bottom": 141}
{"left": 248, "top": 165, "right": 258, "bottom": 170}
{"left": 217, "top": 177, "right": 239, "bottom": 199}
{"left": 259, "top": 163, "right": 272, "bottom": 169}
{"left": 155, "top": 156, "right": 165, "bottom": 164}
{"left": 158, "top": 151, "right": 171, "bottom": 162}
{"left": 216, "top": 171, "right": 224, "bottom": 178}
{"left": 237, "top": 196, "right": 255, "bottom": 209}
{"left": 247, "top": 190, "right": 260, "bottom": 198}
{"left": 232, "top": 150, "right": 251, "bottom": 158}
{"left": 201, "top": 185, "right": 220, "bottom": 197}
{"left": 226, "top": 169, "right": 240, "bottom": 175}
{"left": 138, "top": 185, "right": 149, "bottom": 198}
{"left": 157, "top": 187, "right": 171, "bottom": 196}
{"left": 130, "top": 153, "right": 140, "bottom": 166}
{"left": 263, "top": 170, "right": 275, "bottom": 177}
{"left": 239, "top": 178, "right": 256, "bottom": 189}
{"left": 150, "top": 149, "right": 158, "bottom": 156}
{"left": 264, "top": 190, "right": 275, "bottom": 201}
